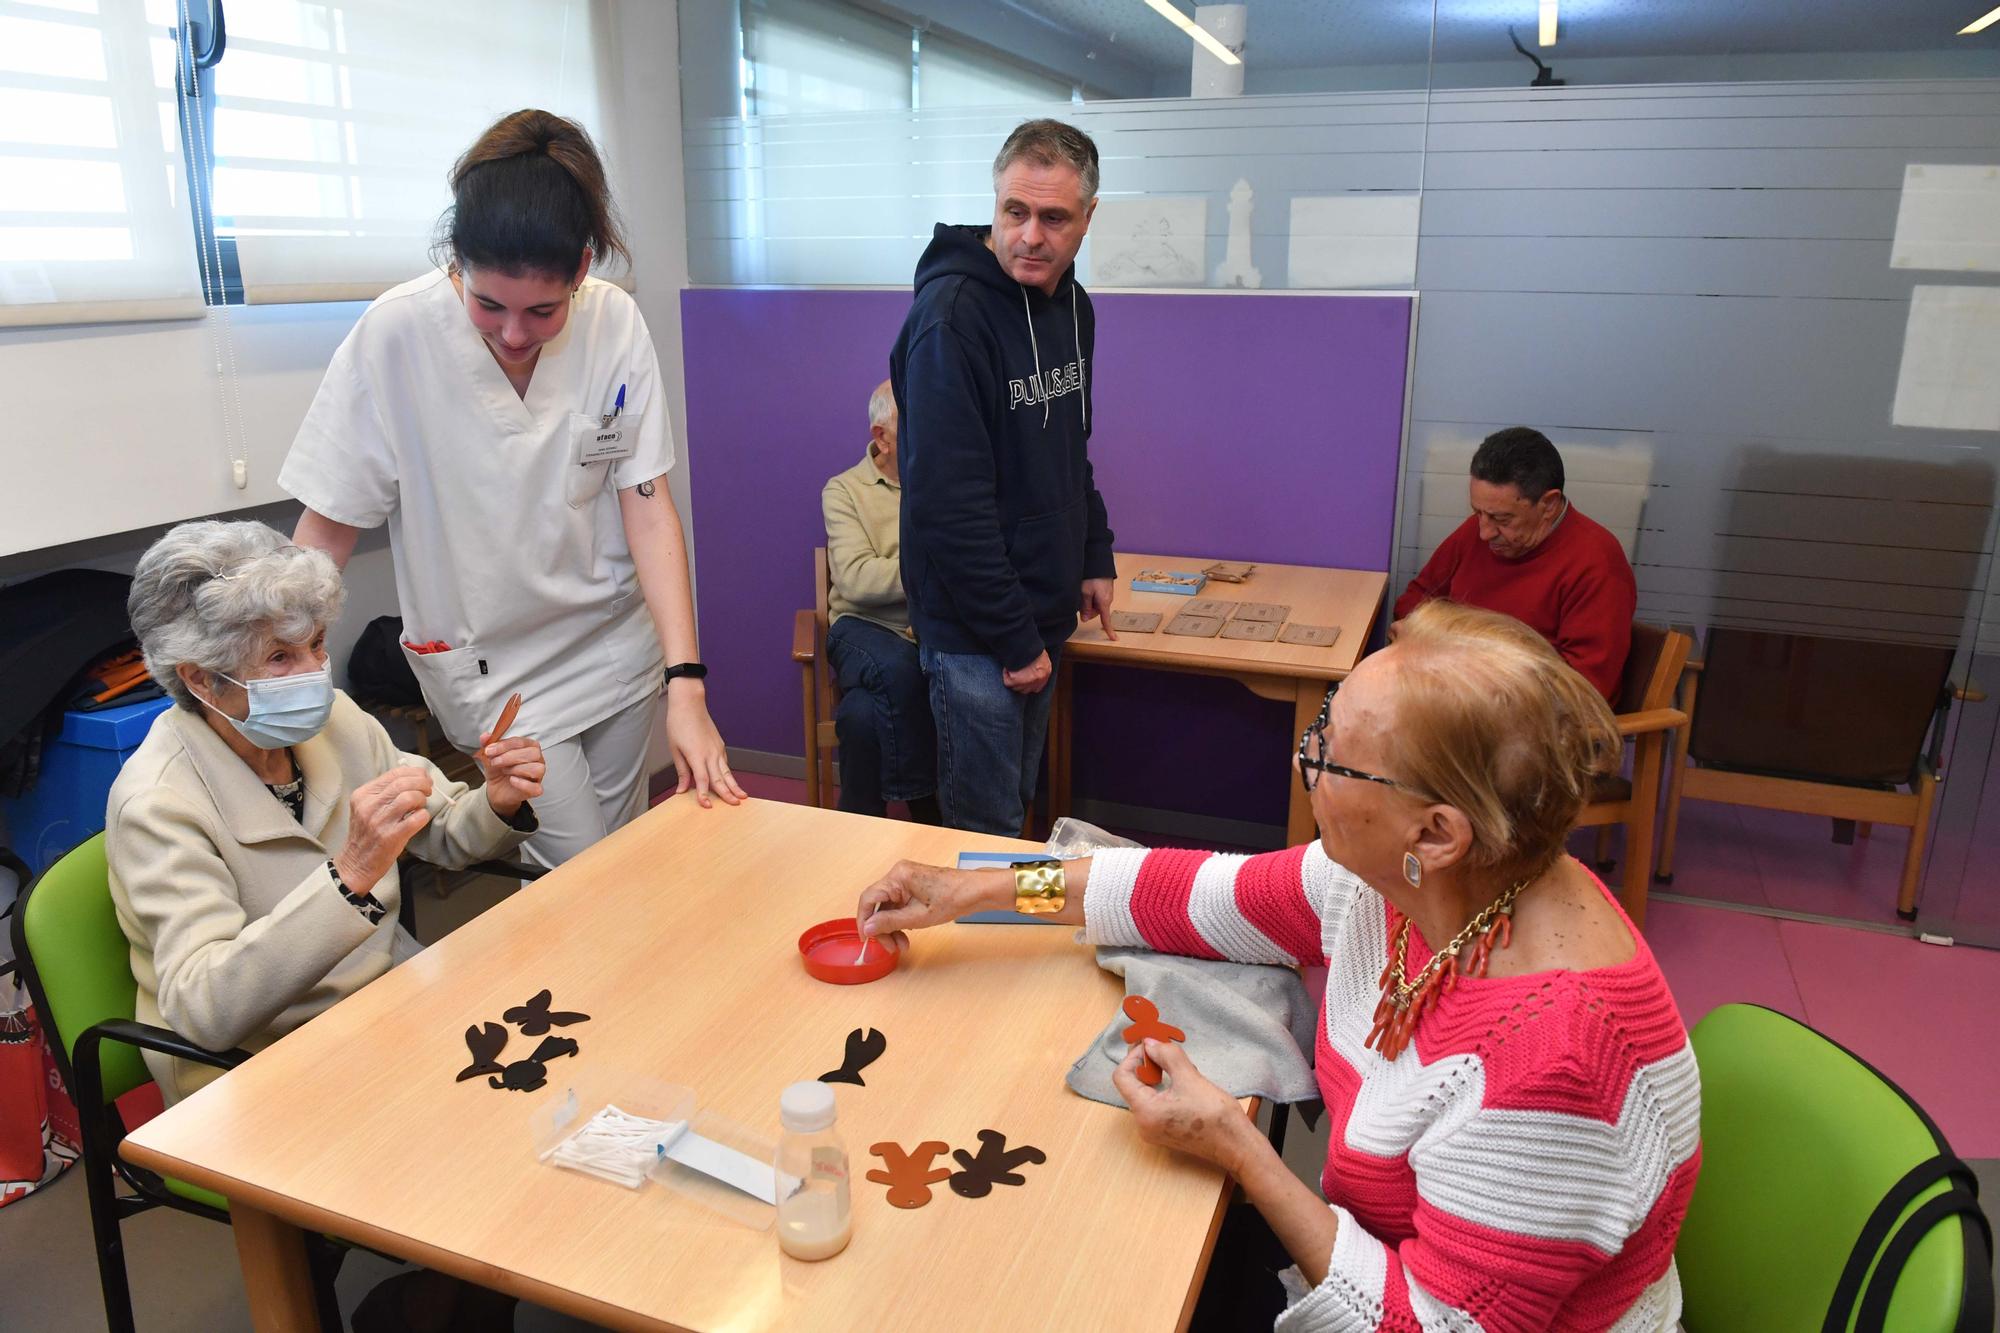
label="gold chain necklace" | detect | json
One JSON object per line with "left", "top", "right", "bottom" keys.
{"left": 1366, "top": 875, "right": 1531, "bottom": 1061}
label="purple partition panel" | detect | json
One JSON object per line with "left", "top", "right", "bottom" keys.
{"left": 682, "top": 288, "right": 1412, "bottom": 829}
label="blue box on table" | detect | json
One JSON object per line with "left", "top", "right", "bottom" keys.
{"left": 1, "top": 695, "right": 172, "bottom": 874}
{"left": 1129, "top": 570, "right": 1208, "bottom": 596}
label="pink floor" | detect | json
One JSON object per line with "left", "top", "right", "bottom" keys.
{"left": 681, "top": 774, "right": 2000, "bottom": 1157}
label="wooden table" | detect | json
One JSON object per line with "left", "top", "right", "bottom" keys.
{"left": 1052, "top": 552, "right": 1389, "bottom": 846}
{"left": 121, "top": 798, "right": 1236, "bottom": 1331}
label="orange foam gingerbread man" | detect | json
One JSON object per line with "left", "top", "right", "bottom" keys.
{"left": 867, "top": 1141, "right": 953, "bottom": 1208}
{"left": 1120, "top": 995, "right": 1186, "bottom": 1086}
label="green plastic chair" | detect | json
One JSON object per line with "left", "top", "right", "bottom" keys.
{"left": 1678, "top": 1004, "right": 1993, "bottom": 1332}
{"left": 8, "top": 833, "right": 343, "bottom": 1333}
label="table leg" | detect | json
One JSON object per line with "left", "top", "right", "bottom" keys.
{"left": 232, "top": 1202, "right": 321, "bottom": 1331}
{"left": 1049, "top": 658, "right": 1075, "bottom": 824}
{"left": 1286, "top": 682, "right": 1323, "bottom": 848}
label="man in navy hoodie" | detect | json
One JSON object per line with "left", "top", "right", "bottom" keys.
{"left": 890, "top": 119, "right": 1118, "bottom": 835}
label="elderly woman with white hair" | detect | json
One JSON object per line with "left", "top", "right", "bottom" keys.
{"left": 108, "top": 519, "right": 545, "bottom": 1106}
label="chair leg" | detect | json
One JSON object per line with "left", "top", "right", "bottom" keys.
{"left": 78, "top": 1096, "right": 138, "bottom": 1333}
{"left": 800, "top": 666, "right": 819, "bottom": 810}
{"left": 1594, "top": 825, "right": 1616, "bottom": 871}
{"left": 1656, "top": 671, "right": 1698, "bottom": 882}
{"left": 308, "top": 1237, "right": 345, "bottom": 1330}
{"left": 1857, "top": 821, "right": 1873, "bottom": 839}
{"left": 1898, "top": 770, "right": 1940, "bottom": 920}
{"left": 1622, "top": 737, "right": 1662, "bottom": 933}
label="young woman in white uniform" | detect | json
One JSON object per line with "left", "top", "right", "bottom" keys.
{"left": 282, "top": 110, "right": 745, "bottom": 868}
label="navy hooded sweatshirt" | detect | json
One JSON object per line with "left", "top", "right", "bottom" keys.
{"left": 891, "top": 223, "right": 1116, "bottom": 672}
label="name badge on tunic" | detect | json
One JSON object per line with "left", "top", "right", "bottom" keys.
{"left": 577, "top": 420, "right": 635, "bottom": 465}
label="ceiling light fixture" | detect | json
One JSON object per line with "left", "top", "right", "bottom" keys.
{"left": 1140, "top": 0, "right": 1242, "bottom": 66}
{"left": 1960, "top": 5, "right": 2000, "bottom": 33}
{"left": 1539, "top": 0, "right": 1559, "bottom": 46}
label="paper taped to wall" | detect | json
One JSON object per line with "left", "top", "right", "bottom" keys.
{"left": 1089, "top": 197, "right": 1208, "bottom": 287}
{"left": 1891, "top": 165, "right": 2000, "bottom": 273}
{"left": 1288, "top": 195, "right": 1419, "bottom": 289}
{"left": 1892, "top": 285, "right": 2000, "bottom": 432}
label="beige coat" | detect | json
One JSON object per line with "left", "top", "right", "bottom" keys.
{"left": 106, "top": 691, "right": 532, "bottom": 1103}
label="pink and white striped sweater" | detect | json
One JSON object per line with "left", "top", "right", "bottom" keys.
{"left": 1083, "top": 843, "right": 1701, "bottom": 1333}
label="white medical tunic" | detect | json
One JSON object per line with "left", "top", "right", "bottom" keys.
{"left": 280, "top": 270, "right": 671, "bottom": 753}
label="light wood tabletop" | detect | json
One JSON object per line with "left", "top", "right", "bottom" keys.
{"left": 121, "top": 797, "right": 1235, "bottom": 1332}
{"left": 1050, "top": 552, "right": 1389, "bottom": 845}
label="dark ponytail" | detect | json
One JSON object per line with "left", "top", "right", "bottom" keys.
{"left": 437, "top": 109, "right": 629, "bottom": 279}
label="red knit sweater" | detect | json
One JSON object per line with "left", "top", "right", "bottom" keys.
{"left": 1394, "top": 509, "right": 1637, "bottom": 700}
{"left": 1084, "top": 843, "right": 1700, "bottom": 1333}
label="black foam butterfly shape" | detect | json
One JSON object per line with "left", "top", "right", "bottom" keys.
{"left": 455, "top": 1022, "right": 578, "bottom": 1092}
{"left": 503, "top": 989, "right": 591, "bottom": 1036}
{"left": 947, "top": 1129, "right": 1046, "bottom": 1198}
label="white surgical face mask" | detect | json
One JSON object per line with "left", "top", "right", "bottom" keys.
{"left": 200, "top": 667, "right": 334, "bottom": 749}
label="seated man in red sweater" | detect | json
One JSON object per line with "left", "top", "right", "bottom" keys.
{"left": 1396, "top": 426, "right": 1636, "bottom": 699}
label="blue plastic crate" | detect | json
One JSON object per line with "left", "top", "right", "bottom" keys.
{"left": 1, "top": 695, "right": 172, "bottom": 874}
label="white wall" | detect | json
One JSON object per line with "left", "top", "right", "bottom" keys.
{"left": 0, "top": 0, "right": 690, "bottom": 710}
{"left": 604, "top": 0, "right": 696, "bottom": 561}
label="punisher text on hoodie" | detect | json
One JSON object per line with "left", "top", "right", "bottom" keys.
{"left": 891, "top": 223, "right": 1117, "bottom": 673}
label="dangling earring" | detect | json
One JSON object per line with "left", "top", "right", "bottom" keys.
{"left": 1402, "top": 851, "right": 1422, "bottom": 888}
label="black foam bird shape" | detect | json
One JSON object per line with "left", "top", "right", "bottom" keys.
{"left": 818, "top": 1027, "right": 887, "bottom": 1086}
{"left": 456, "top": 1022, "right": 510, "bottom": 1082}
{"left": 503, "top": 989, "right": 591, "bottom": 1036}
{"left": 455, "top": 1023, "right": 579, "bottom": 1092}
{"left": 487, "top": 1036, "right": 578, "bottom": 1092}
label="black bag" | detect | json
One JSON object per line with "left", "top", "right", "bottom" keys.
{"left": 345, "top": 616, "right": 422, "bottom": 708}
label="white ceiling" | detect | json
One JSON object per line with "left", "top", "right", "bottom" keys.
{"left": 979, "top": 0, "right": 2000, "bottom": 72}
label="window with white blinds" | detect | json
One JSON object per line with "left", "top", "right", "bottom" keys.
{"left": 920, "top": 33, "right": 1074, "bottom": 109}
{"left": 738, "top": 1, "right": 1078, "bottom": 118}
{"left": 0, "top": 0, "right": 203, "bottom": 327}
{"left": 742, "top": 0, "right": 912, "bottom": 119}
{"left": 207, "top": 0, "right": 610, "bottom": 304}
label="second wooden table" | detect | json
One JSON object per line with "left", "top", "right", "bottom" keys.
{"left": 1052, "top": 552, "right": 1388, "bottom": 845}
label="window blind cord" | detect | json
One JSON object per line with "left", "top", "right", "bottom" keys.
{"left": 177, "top": 0, "right": 249, "bottom": 490}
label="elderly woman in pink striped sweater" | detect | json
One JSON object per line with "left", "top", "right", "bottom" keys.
{"left": 858, "top": 600, "right": 1700, "bottom": 1332}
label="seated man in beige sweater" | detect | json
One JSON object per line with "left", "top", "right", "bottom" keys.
{"left": 821, "top": 381, "right": 939, "bottom": 821}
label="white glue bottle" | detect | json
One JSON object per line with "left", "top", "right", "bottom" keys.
{"left": 776, "top": 1081, "right": 852, "bottom": 1260}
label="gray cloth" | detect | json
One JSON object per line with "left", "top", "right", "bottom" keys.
{"left": 1066, "top": 947, "right": 1321, "bottom": 1111}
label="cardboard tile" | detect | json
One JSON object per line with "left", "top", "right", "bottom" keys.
{"left": 1230, "top": 602, "right": 1290, "bottom": 623}
{"left": 1278, "top": 623, "right": 1340, "bottom": 647}
{"left": 1220, "top": 619, "right": 1279, "bottom": 641}
{"left": 1165, "top": 614, "right": 1225, "bottom": 638}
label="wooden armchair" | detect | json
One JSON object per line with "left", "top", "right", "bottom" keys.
{"left": 791, "top": 546, "right": 840, "bottom": 809}
{"left": 1655, "top": 629, "right": 1962, "bottom": 920}
{"left": 1576, "top": 622, "right": 1692, "bottom": 931}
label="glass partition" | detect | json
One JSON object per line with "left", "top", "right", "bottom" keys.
{"left": 681, "top": 0, "right": 2000, "bottom": 942}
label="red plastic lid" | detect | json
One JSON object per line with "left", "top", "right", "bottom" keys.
{"left": 799, "top": 917, "right": 899, "bottom": 985}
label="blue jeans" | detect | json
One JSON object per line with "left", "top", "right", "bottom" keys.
{"left": 827, "top": 617, "right": 936, "bottom": 815}
{"left": 921, "top": 643, "right": 1061, "bottom": 836}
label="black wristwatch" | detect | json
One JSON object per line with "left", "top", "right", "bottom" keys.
{"left": 664, "top": 662, "right": 708, "bottom": 684}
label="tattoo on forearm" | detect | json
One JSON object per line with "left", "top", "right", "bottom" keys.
{"left": 637, "top": 479, "right": 657, "bottom": 498}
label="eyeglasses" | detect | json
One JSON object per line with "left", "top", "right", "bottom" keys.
{"left": 1296, "top": 683, "right": 1407, "bottom": 797}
